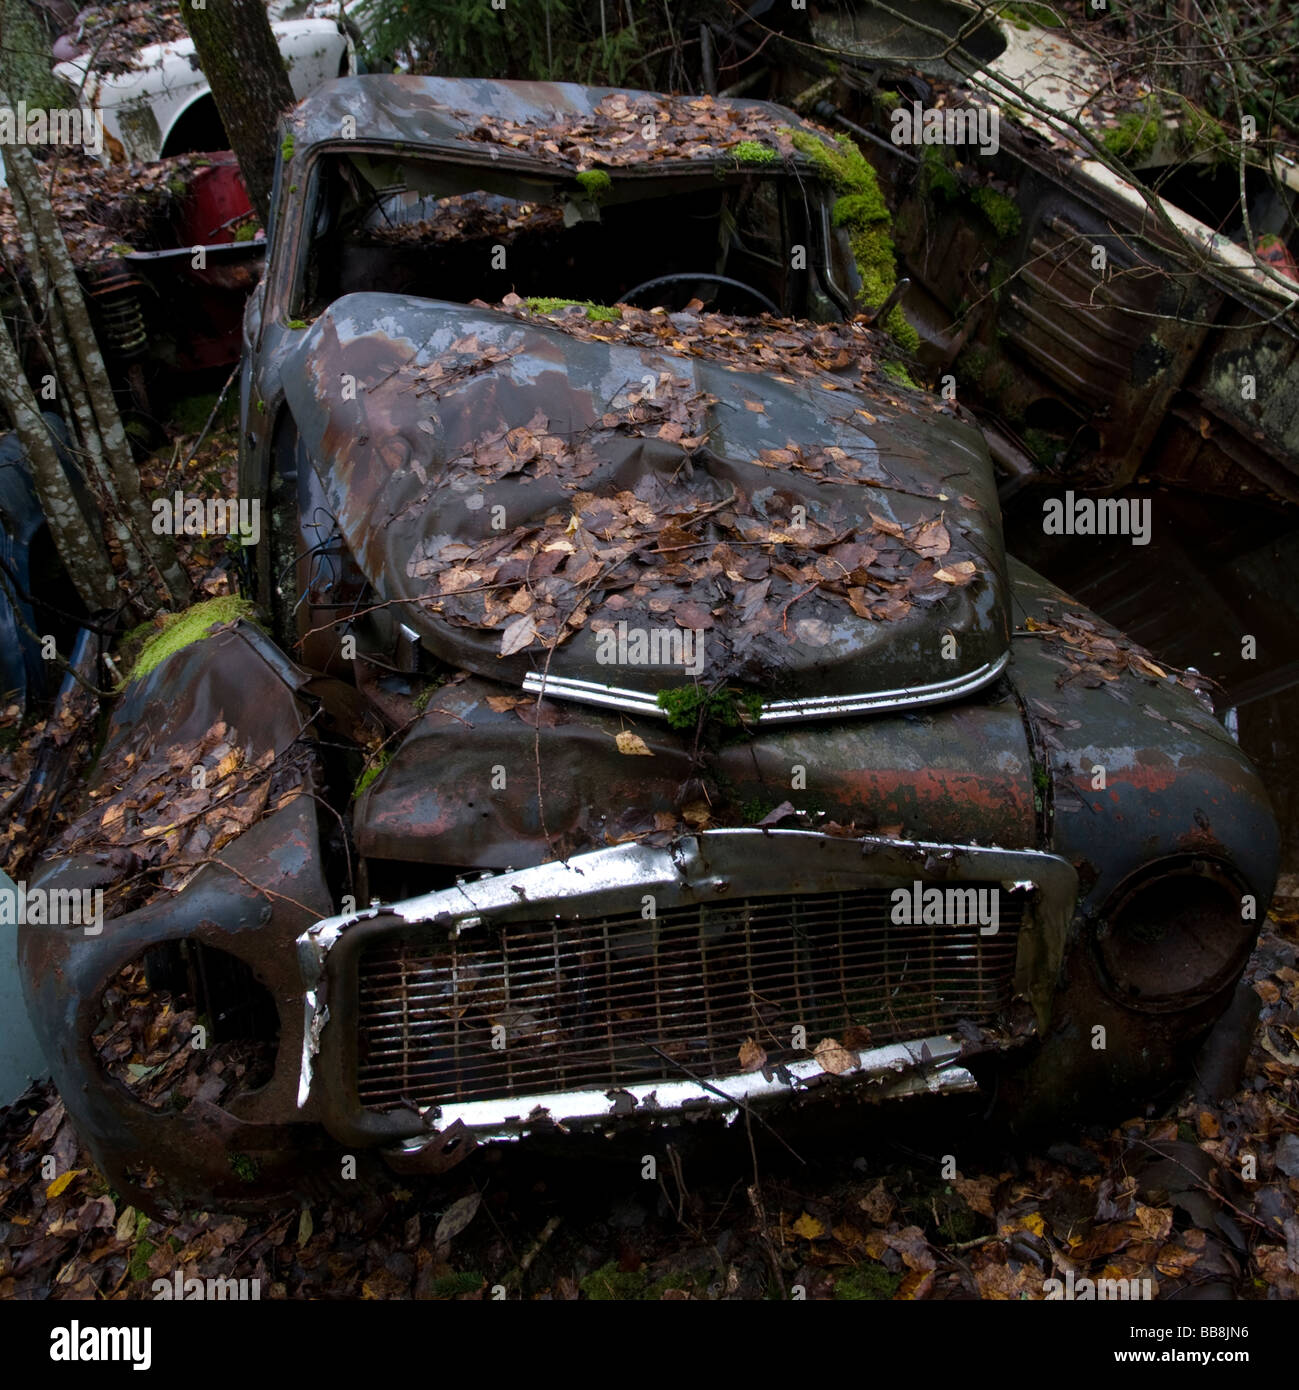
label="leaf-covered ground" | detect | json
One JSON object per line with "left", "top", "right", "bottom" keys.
{"left": 2, "top": 897, "right": 1296, "bottom": 1299}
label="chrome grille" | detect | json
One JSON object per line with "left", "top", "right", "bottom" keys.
{"left": 354, "top": 886, "right": 1025, "bottom": 1110}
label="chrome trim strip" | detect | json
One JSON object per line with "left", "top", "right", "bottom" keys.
{"left": 387, "top": 1034, "right": 977, "bottom": 1146}
{"left": 520, "top": 650, "right": 1010, "bottom": 723}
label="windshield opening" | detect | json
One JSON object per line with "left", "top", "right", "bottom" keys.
{"left": 294, "top": 154, "right": 827, "bottom": 318}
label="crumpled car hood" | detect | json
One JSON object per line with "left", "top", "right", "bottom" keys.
{"left": 283, "top": 293, "right": 1010, "bottom": 717}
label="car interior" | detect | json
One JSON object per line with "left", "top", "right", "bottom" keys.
{"left": 293, "top": 153, "right": 834, "bottom": 318}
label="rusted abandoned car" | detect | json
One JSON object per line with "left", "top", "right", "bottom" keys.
{"left": 765, "top": 1, "right": 1299, "bottom": 501}
{"left": 19, "top": 77, "right": 1278, "bottom": 1212}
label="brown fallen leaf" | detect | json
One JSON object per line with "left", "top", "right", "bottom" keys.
{"left": 499, "top": 614, "right": 537, "bottom": 656}
{"left": 813, "top": 1037, "right": 858, "bottom": 1075}
{"left": 615, "top": 731, "right": 653, "bottom": 756}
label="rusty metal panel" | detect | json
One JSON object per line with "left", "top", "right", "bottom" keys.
{"left": 281, "top": 293, "right": 1010, "bottom": 710}
{"left": 1007, "top": 556, "right": 1279, "bottom": 912}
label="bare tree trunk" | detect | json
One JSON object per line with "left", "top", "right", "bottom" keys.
{"left": 180, "top": 0, "right": 297, "bottom": 227}
{"left": 1175, "top": 0, "right": 1207, "bottom": 107}
{"left": 0, "top": 319, "right": 118, "bottom": 612}
{"left": 2, "top": 137, "right": 192, "bottom": 608}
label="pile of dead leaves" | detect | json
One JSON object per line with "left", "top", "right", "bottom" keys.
{"left": 0, "top": 150, "right": 203, "bottom": 268}
{"left": 92, "top": 958, "right": 274, "bottom": 1114}
{"left": 58, "top": 2, "right": 189, "bottom": 76}
{"left": 366, "top": 192, "right": 562, "bottom": 247}
{"left": 493, "top": 294, "right": 899, "bottom": 390}
{"left": 1, "top": 916, "right": 1296, "bottom": 1299}
{"left": 1021, "top": 609, "right": 1213, "bottom": 699}
{"left": 406, "top": 299, "right": 981, "bottom": 662}
{"left": 53, "top": 715, "right": 309, "bottom": 915}
{"left": 459, "top": 91, "right": 802, "bottom": 171}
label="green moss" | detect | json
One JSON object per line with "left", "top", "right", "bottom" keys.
{"left": 883, "top": 304, "right": 920, "bottom": 354}
{"left": 790, "top": 128, "right": 876, "bottom": 196}
{"left": 955, "top": 346, "right": 991, "bottom": 390}
{"left": 918, "top": 145, "right": 960, "bottom": 201}
{"left": 971, "top": 186, "right": 1022, "bottom": 240}
{"left": 645, "top": 1272, "right": 694, "bottom": 1298}
{"left": 834, "top": 1262, "right": 902, "bottom": 1299}
{"left": 285, "top": 318, "right": 309, "bottom": 330}
{"left": 129, "top": 597, "right": 258, "bottom": 684}
{"left": 167, "top": 177, "right": 188, "bottom": 197}
{"left": 1175, "top": 99, "right": 1232, "bottom": 161}
{"left": 428, "top": 1271, "right": 485, "bottom": 1298}
{"left": 832, "top": 189, "right": 890, "bottom": 227}
{"left": 1023, "top": 427, "right": 1061, "bottom": 467}
{"left": 575, "top": 167, "right": 612, "bottom": 198}
{"left": 1099, "top": 99, "right": 1161, "bottom": 165}
{"left": 872, "top": 89, "right": 902, "bottom": 115}
{"left": 170, "top": 391, "right": 223, "bottom": 435}
{"left": 280, "top": 133, "right": 295, "bottom": 163}
{"left": 657, "top": 684, "right": 763, "bottom": 731}
{"left": 128, "top": 1240, "right": 156, "bottom": 1282}
{"left": 937, "top": 1201, "right": 979, "bottom": 1244}
{"left": 880, "top": 360, "right": 919, "bottom": 390}
{"left": 229, "top": 1153, "right": 259, "bottom": 1184}
{"left": 790, "top": 129, "right": 916, "bottom": 350}
{"left": 234, "top": 221, "right": 259, "bottom": 242}
{"left": 998, "top": 2, "right": 1061, "bottom": 28}
{"left": 731, "top": 140, "right": 779, "bottom": 165}
{"left": 525, "top": 297, "right": 621, "bottom": 322}
{"left": 353, "top": 750, "right": 393, "bottom": 799}
{"left": 577, "top": 1263, "right": 696, "bottom": 1300}
{"left": 1, "top": 0, "right": 74, "bottom": 108}
{"left": 581, "top": 1262, "right": 649, "bottom": 1300}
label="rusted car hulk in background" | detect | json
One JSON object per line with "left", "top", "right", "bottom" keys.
{"left": 20, "top": 78, "right": 1278, "bottom": 1213}
{"left": 768, "top": 2, "right": 1299, "bottom": 501}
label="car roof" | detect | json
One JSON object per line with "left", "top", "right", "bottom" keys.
{"left": 286, "top": 74, "right": 828, "bottom": 170}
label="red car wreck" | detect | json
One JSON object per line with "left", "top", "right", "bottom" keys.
{"left": 19, "top": 77, "right": 1279, "bottom": 1213}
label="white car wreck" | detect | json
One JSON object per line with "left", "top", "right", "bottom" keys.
{"left": 52, "top": 0, "right": 369, "bottom": 162}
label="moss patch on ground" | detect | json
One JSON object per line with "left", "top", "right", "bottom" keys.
{"left": 833, "top": 1262, "right": 903, "bottom": 1299}
{"left": 525, "top": 297, "right": 621, "bottom": 322}
{"left": 579, "top": 1262, "right": 696, "bottom": 1300}
{"left": 790, "top": 129, "right": 919, "bottom": 352}
{"left": 128, "top": 597, "right": 257, "bottom": 684}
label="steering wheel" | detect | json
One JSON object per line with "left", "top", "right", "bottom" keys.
{"left": 620, "top": 272, "right": 781, "bottom": 316}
